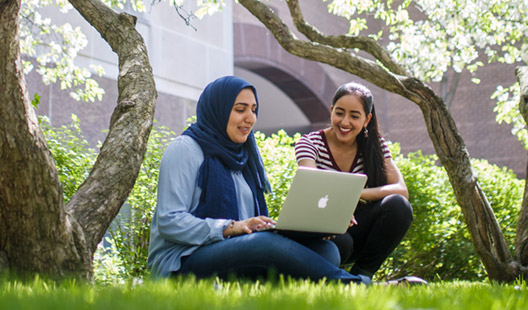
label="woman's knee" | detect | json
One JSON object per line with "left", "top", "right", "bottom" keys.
{"left": 235, "top": 231, "right": 287, "bottom": 250}
{"left": 237, "top": 232, "right": 299, "bottom": 258}
{"left": 381, "top": 194, "right": 413, "bottom": 223}
{"left": 305, "top": 239, "right": 341, "bottom": 267}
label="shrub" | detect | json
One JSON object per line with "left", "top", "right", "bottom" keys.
{"left": 40, "top": 115, "right": 97, "bottom": 203}
{"left": 255, "top": 130, "right": 301, "bottom": 219}
{"left": 44, "top": 120, "right": 524, "bottom": 282}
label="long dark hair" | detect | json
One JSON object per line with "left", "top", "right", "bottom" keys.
{"left": 332, "top": 82, "right": 387, "bottom": 188}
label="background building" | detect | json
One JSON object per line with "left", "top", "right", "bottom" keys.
{"left": 32, "top": 0, "right": 526, "bottom": 178}
{"left": 32, "top": 1, "right": 234, "bottom": 145}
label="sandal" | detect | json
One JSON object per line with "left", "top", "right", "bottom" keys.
{"left": 386, "top": 276, "right": 428, "bottom": 286}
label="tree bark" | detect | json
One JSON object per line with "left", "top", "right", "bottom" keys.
{"left": 238, "top": 0, "right": 520, "bottom": 281}
{"left": 66, "top": 0, "right": 157, "bottom": 255}
{"left": 0, "top": 0, "right": 156, "bottom": 280}
{"left": 0, "top": 0, "right": 90, "bottom": 279}
{"left": 515, "top": 66, "right": 528, "bottom": 268}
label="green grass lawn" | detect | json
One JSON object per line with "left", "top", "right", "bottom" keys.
{"left": 1, "top": 276, "right": 527, "bottom": 310}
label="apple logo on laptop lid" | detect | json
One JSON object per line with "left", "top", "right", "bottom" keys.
{"left": 318, "top": 195, "right": 329, "bottom": 208}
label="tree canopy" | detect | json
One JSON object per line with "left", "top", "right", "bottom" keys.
{"left": 323, "top": 0, "right": 528, "bottom": 146}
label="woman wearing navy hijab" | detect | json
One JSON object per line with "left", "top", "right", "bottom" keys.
{"left": 147, "top": 76, "right": 369, "bottom": 284}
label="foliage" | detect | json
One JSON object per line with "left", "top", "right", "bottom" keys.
{"left": 492, "top": 83, "right": 528, "bottom": 149}
{"left": 1, "top": 277, "right": 528, "bottom": 310}
{"left": 379, "top": 146, "right": 477, "bottom": 281}
{"left": 93, "top": 238, "right": 127, "bottom": 286}
{"left": 321, "top": 0, "right": 528, "bottom": 147}
{"left": 379, "top": 144, "right": 523, "bottom": 281}
{"left": 40, "top": 114, "right": 97, "bottom": 203}
{"left": 20, "top": 0, "right": 106, "bottom": 103}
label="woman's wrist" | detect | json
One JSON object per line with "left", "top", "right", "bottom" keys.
{"left": 223, "top": 220, "right": 236, "bottom": 238}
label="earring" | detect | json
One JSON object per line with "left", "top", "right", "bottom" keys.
{"left": 363, "top": 127, "right": 368, "bottom": 138}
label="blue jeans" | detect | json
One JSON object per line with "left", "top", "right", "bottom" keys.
{"left": 178, "top": 231, "right": 370, "bottom": 284}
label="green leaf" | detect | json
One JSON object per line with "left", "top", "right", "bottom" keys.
{"left": 31, "top": 93, "right": 41, "bottom": 108}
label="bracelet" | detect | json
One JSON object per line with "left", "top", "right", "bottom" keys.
{"left": 225, "top": 220, "right": 235, "bottom": 239}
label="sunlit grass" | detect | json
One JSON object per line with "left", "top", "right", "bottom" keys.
{"left": 1, "top": 276, "right": 527, "bottom": 310}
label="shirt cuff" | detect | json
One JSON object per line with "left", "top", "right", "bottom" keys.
{"left": 206, "top": 218, "right": 233, "bottom": 241}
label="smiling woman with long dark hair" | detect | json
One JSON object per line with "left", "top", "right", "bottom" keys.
{"left": 295, "top": 82, "right": 413, "bottom": 280}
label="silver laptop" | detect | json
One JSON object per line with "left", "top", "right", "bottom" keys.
{"left": 258, "top": 166, "right": 367, "bottom": 239}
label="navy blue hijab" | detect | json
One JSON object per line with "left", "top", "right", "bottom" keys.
{"left": 182, "top": 76, "right": 270, "bottom": 220}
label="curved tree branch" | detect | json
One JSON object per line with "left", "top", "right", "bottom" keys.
{"left": 286, "top": 0, "right": 411, "bottom": 77}
{"left": 65, "top": 0, "right": 157, "bottom": 253}
{"left": 238, "top": 0, "right": 418, "bottom": 103}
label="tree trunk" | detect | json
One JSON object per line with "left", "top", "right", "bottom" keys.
{"left": 238, "top": 0, "right": 524, "bottom": 281}
{"left": 515, "top": 66, "right": 528, "bottom": 267}
{"left": 402, "top": 79, "right": 522, "bottom": 281}
{"left": 0, "top": 0, "right": 156, "bottom": 280}
{"left": 0, "top": 0, "right": 90, "bottom": 279}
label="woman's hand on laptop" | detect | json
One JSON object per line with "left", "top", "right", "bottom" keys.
{"left": 245, "top": 216, "right": 276, "bottom": 233}
{"left": 348, "top": 216, "right": 358, "bottom": 228}
{"left": 225, "top": 216, "right": 276, "bottom": 237}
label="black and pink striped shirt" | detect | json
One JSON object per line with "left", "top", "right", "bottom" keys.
{"left": 295, "top": 129, "right": 392, "bottom": 173}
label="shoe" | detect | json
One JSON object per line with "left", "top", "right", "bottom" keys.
{"left": 386, "top": 276, "right": 428, "bottom": 286}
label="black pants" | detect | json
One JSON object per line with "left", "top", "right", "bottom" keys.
{"left": 331, "top": 194, "right": 413, "bottom": 278}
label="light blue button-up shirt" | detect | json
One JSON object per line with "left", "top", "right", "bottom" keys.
{"left": 147, "top": 135, "right": 255, "bottom": 278}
